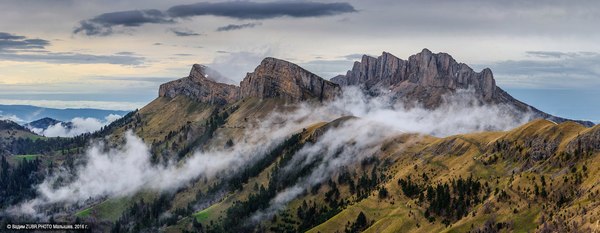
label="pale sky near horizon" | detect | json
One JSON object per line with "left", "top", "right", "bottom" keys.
{"left": 0, "top": 0, "right": 599, "bottom": 122}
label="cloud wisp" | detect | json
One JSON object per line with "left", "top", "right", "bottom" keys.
{"left": 73, "top": 1, "right": 356, "bottom": 36}
{"left": 216, "top": 22, "right": 262, "bottom": 32}
{"left": 247, "top": 87, "right": 534, "bottom": 221}
{"left": 170, "top": 28, "right": 203, "bottom": 37}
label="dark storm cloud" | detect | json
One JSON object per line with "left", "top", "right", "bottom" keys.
{"left": 167, "top": 1, "right": 356, "bottom": 19}
{"left": 216, "top": 22, "right": 262, "bottom": 32}
{"left": 74, "top": 1, "right": 355, "bottom": 36}
{"left": 170, "top": 28, "right": 203, "bottom": 36}
{"left": 73, "top": 9, "right": 172, "bottom": 36}
{"left": 0, "top": 32, "right": 143, "bottom": 65}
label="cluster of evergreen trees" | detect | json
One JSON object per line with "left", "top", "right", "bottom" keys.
{"left": 209, "top": 135, "right": 306, "bottom": 232}
{"left": 399, "top": 175, "right": 483, "bottom": 225}
{"left": 228, "top": 134, "right": 301, "bottom": 190}
{"left": 0, "top": 156, "right": 43, "bottom": 208}
{"left": 111, "top": 194, "right": 176, "bottom": 233}
{"left": 344, "top": 211, "right": 369, "bottom": 233}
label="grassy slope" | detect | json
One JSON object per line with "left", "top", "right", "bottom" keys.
{"left": 71, "top": 96, "right": 215, "bottom": 222}
{"left": 72, "top": 92, "right": 600, "bottom": 233}
{"left": 308, "top": 119, "right": 600, "bottom": 233}
{"left": 80, "top": 97, "right": 295, "bottom": 230}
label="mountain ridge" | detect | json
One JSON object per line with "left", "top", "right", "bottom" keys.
{"left": 158, "top": 49, "right": 593, "bottom": 127}
{"left": 0, "top": 104, "right": 129, "bottom": 123}
{"left": 331, "top": 49, "right": 595, "bottom": 127}
{"left": 24, "top": 117, "right": 65, "bottom": 130}
{"left": 159, "top": 57, "right": 341, "bottom": 105}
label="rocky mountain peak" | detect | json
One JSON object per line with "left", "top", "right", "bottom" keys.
{"left": 239, "top": 57, "right": 341, "bottom": 102}
{"left": 189, "top": 64, "right": 208, "bottom": 78}
{"left": 159, "top": 57, "right": 341, "bottom": 104}
{"left": 159, "top": 64, "right": 239, "bottom": 105}
{"left": 332, "top": 49, "right": 497, "bottom": 104}
{"left": 331, "top": 49, "right": 593, "bottom": 126}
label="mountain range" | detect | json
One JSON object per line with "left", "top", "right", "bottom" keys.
{"left": 161, "top": 48, "right": 592, "bottom": 126}
{"left": 0, "top": 49, "right": 598, "bottom": 233}
{"left": 0, "top": 104, "right": 129, "bottom": 123}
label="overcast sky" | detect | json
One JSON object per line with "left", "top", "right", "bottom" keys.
{"left": 0, "top": 0, "right": 599, "bottom": 122}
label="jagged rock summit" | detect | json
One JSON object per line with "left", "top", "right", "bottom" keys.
{"left": 331, "top": 49, "right": 496, "bottom": 106}
{"left": 159, "top": 64, "right": 239, "bottom": 105}
{"left": 159, "top": 58, "right": 340, "bottom": 105}
{"left": 331, "top": 49, "right": 594, "bottom": 127}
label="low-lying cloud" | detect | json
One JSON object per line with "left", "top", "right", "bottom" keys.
{"left": 0, "top": 114, "right": 25, "bottom": 124}
{"left": 10, "top": 87, "right": 533, "bottom": 219}
{"left": 28, "top": 114, "right": 121, "bottom": 137}
{"left": 248, "top": 87, "right": 533, "bottom": 221}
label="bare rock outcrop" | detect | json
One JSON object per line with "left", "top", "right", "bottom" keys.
{"left": 240, "top": 57, "right": 341, "bottom": 102}
{"left": 159, "top": 58, "right": 340, "bottom": 104}
{"left": 332, "top": 49, "right": 496, "bottom": 105}
{"left": 159, "top": 64, "right": 239, "bottom": 105}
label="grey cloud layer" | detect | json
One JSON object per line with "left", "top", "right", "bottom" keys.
{"left": 73, "top": 9, "right": 172, "bottom": 36}
{"left": 484, "top": 51, "right": 600, "bottom": 89}
{"left": 0, "top": 32, "right": 143, "bottom": 65}
{"left": 0, "top": 32, "right": 50, "bottom": 51}
{"left": 73, "top": 1, "right": 355, "bottom": 36}
{"left": 167, "top": 1, "right": 356, "bottom": 19}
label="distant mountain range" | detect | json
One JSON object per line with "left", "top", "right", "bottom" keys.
{"left": 0, "top": 104, "right": 130, "bottom": 123}
{"left": 24, "top": 117, "right": 72, "bottom": 130}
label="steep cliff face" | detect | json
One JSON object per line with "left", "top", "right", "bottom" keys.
{"left": 159, "top": 59, "right": 340, "bottom": 104}
{"left": 331, "top": 49, "right": 594, "bottom": 126}
{"left": 331, "top": 49, "right": 496, "bottom": 104}
{"left": 240, "top": 57, "right": 341, "bottom": 102}
{"left": 159, "top": 64, "right": 239, "bottom": 105}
